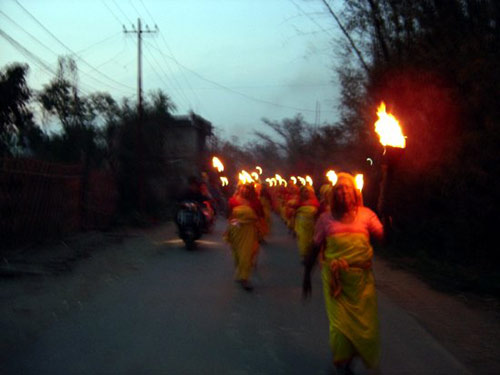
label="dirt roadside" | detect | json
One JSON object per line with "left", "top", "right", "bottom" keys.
{"left": 1, "top": 222, "right": 499, "bottom": 374}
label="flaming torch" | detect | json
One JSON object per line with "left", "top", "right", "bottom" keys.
{"left": 326, "top": 170, "right": 338, "bottom": 186}
{"left": 305, "top": 175, "right": 313, "bottom": 186}
{"left": 212, "top": 156, "right": 224, "bottom": 173}
{"left": 374, "top": 102, "right": 406, "bottom": 233}
{"left": 354, "top": 174, "right": 364, "bottom": 191}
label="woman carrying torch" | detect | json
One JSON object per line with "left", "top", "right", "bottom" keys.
{"left": 294, "top": 185, "right": 320, "bottom": 263}
{"left": 303, "top": 172, "right": 384, "bottom": 374}
{"left": 224, "top": 183, "right": 263, "bottom": 291}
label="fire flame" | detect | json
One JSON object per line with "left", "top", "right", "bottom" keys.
{"left": 239, "top": 170, "right": 254, "bottom": 184}
{"left": 212, "top": 156, "right": 224, "bottom": 172}
{"left": 326, "top": 170, "right": 338, "bottom": 185}
{"left": 305, "top": 175, "right": 313, "bottom": 186}
{"left": 256, "top": 166, "right": 263, "bottom": 175}
{"left": 354, "top": 174, "right": 364, "bottom": 191}
{"left": 290, "top": 176, "right": 297, "bottom": 185}
{"left": 298, "top": 176, "right": 306, "bottom": 186}
{"left": 375, "top": 102, "right": 406, "bottom": 148}
{"left": 251, "top": 172, "right": 259, "bottom": 181}
{"left": 220, "top": 176, "right": 229, "bottom": 186}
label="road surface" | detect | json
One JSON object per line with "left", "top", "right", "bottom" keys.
{"left": 4, "top": 216, "right": 469, "bottom": 374}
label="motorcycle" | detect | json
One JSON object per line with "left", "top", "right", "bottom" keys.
{"left": 175, "top": 200, "right": 215, "bottom": 249}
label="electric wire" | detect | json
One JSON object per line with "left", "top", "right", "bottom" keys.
{"left": 138, "top": 0, "right": 202, "bottom": 109}
{"left": 144, "top": 41, "right": 334, "bottom": 114}
{"left": 150, "top": 39, "right": 193, "bottom": 109}
{"left": 139, "top": 0, "right": 157, "bottom": 27}
{"left": 288, "top": 0, "right": 336, "bottom": 39}
{"left": 101, "top": 0, "right": 125, "bottom": 27}
{"left": 0, "top": 10, "right": 132, "bottom": 96}
{"left": 0, "top": 28, "right": 94, "bottom": 96}
{"left": 111, "top": 0, "right": 134, "bottom": 27}
{"left": 74, "top": 32, "right": 122, "bottom": 55}
{"left": 128, "top": 0, "right": 144, "bottom": 22}
{"left": 142, "top": 42, "right": 191, "bottom": 110}
{"left": 14, "top": 0, "right": 136, "bottom": 94}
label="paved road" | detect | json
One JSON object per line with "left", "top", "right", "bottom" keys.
{"left": 4, "top": 216, "right": 469, "bottom": 374}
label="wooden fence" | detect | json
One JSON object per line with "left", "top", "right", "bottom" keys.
{"left": 0, "top": 158, "right": 117, "bottom": 249}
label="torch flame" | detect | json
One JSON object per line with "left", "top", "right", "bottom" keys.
{"left": 220, "top": 176, "right": 229, "bottom": 186}
{"left": 290, "top": 176, "right": 297, "bottom": 185}
{"left": 326, "top": 170, "right": 338, "bottom": 185}
{"left": 374, "top": 102, "right": 406, "bottom": 148}
{"left": 239, "top": 170, "right": 254, "bottom": 184}
{"left": 212, "top": 156, "right": 224, "bottom": 172}
{"left": 305, "top": 175, "right": 313, "bottom": 186}
{"left": 256, "top": 166, "right": 263, "bottom": 175}
{"left": 251, "top": 172, "right": 259, "bottom": 181}
{"left": 354, "top": 174, "right": 364, "bottom": 191}
{"left": 298, "top": 176, "right": 306, "bottom": 186}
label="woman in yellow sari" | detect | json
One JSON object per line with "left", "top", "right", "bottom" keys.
{"left": 225, "top": 184, "right": 261, "bottom": 291}
{"left": 303, "top": 173, "right": 384, "bottom": 374}
{"left": 294, "top": 185, "right": 319, "bottom": 262}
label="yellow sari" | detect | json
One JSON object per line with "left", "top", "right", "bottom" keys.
{"left": 225, "top": 205, "right": 259, "bottom": 281}
{"left": 321, "top": 233, "right": 380, "bottom": 368}
{"left": 294, "top": 205, "right": 318, "bottom": 257}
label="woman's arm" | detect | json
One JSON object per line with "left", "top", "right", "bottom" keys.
{"left": 302, "top": 243, "right": 321, "bottom": 299}
{"left": 302, "top": 212, "right": 329, "bottom": 299}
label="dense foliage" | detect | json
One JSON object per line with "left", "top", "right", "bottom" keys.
{"left": 0, "top": 57, "right": 179, "bottom": 220}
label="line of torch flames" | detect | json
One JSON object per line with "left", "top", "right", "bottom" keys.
{"left": 211, "top": 102, "right": 406, "bottom": 192}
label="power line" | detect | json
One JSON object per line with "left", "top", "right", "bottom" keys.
{"left": 150, "top": 39, "right": 193, "bottom": 108}
{"left": 137, "top": 0, "right": 202, "bottom": 110}
{"left": 14, "top": 0, "right": 136, "bottom": 93}
{"left": 0, "top": 10, "right": 134, "bottom": 96}
{"left": 0, "top": 28, "right": 56, "bottom": 75}
{"left": 144, "top": 41, "right": 335, "bottom": 114}
{"left": 101, "top": 0, "right": 125, "bottom": 26}
{"left": 143, "top": 43, "right": 191, "bottom": 109}
{"left": 74, "top": 32, "right": 122, "bottom": 55}
{"left": 288, "top": 0, "right": 337, "bottom": 39}
{"left": 139, "top": 0, "right": 157, "bottom": 27}
{"left": 0, "top": 28, "right": 95, "bottom": 96}
{"left": 111, "top": 0, "right": 133, "bottom": 26}
{"left": 128, "top": 0, "right": 144, "bottom": 21}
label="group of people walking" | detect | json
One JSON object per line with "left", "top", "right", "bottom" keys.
{"left": 223, "top": 172, "right": 384, "bottom": 374}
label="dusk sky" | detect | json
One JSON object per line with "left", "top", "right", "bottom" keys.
{"left": 0, "top": 0, "right": 343, "bottom": 141}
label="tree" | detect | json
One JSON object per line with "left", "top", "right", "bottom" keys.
{"left": 327, "top": 0, "right": 500, "bottom": 271}
{"left": 0, "top": 63, "right": 44, "bottom": 156}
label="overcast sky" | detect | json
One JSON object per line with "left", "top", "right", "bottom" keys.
{"left": 0, "top": 0, "right": 343, "bottom": 141}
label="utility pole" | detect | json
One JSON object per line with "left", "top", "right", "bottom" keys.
{"left": 123, "top": 18, "right": 158, "bottom": 120}
{"left": 123, "top": 19, "right": 158, "bottom": 215}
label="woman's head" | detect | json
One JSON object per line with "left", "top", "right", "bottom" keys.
{"left": 330, "top": 173, "right": 362, "bottom": 216}
{"left": 240, "top": 184, "right": 256, "bottom": 201}
{"left": 300, "top": 185, "right": 314, "bottom": 201}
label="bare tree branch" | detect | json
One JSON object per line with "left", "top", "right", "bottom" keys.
{"left": 320, "top": 0, "right": 370, "bottom": 73}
